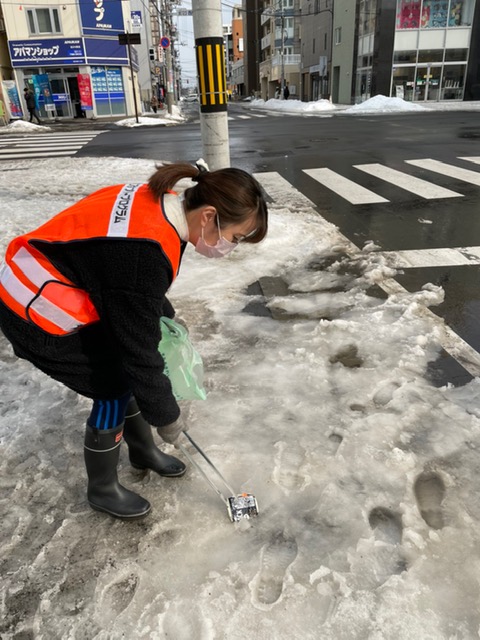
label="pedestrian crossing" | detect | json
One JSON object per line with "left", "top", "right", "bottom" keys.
{"left": 0, "top": 131, "right": 104, "bottom": 160}
{"left": 303, "top": 156, "right": 480, "bottom": 204}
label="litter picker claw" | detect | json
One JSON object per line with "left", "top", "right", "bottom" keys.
{"left": 178, "top": 431, "right": 259, "bottom": 523}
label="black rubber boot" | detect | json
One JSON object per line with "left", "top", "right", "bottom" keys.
{"left": 123, "top": 399, "right": 186, "bottom": 477}
{"left": 84, "top": 424, "right": 151, "bottom": 518}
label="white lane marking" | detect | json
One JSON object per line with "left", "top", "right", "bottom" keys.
{"left": 406, "top": 158, "right": 480, "bottom": 186}
{"left": 254, "top": 170, "right": 480, "bottom": 377}
{"left": 377, "top": 247, "right": 480, "bottom": 268}
{"left": 354, "top": 163, "right": 461, "bottom": 199}
{"left": 237, "top": 115, "right": 251, "bottom": 119}
{"left": 0, "top": 145, "right": 87, "bottom": 154}
{"left": 458, "top": 156, "right": 480, "bottom": 166}
{"left": 250, "top": 114, "right": 268, "bottom": 118}
{"left": 0, "top": 151, "right": 83, "bottom": 159}
{"left": 304, "top": 167, "right": 389, "bottom": 204}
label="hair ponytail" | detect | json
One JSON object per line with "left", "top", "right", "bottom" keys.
{"left": 148, "top": 163, "right": 199, "bottom": 199}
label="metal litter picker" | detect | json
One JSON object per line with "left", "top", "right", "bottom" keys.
{"left": 178, "top": 431, "right": 259, "bottom": 523}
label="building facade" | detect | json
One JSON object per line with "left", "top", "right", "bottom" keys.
{"left": 329, "top": 0, "right": 480, "bottom": 104}
{"left": 300, "top": 0, "right": 334, "bottom": 101}
{"left": 259, "top": 0, "right": 302, "bottom": 99}
{"left": 1, "top": 0, "right": 143, "bottom": 120}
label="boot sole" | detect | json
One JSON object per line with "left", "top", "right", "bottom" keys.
{"left": 131, "top": 463, "right": 187, "bottom": 477}
{"left": 88, "top": 501, "right": 151, "bottom": 519}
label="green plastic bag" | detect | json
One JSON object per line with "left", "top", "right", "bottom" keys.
{"left": 158, "top": 317, "right": 207, "bottom": 401}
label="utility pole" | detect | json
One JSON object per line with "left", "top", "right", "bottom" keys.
{"left": 192, "top": 0, "right": 230, "bottom": 170}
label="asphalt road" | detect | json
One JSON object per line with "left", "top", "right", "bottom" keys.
{"left": 78, "top": 105, "right": 480, "bottom": 384}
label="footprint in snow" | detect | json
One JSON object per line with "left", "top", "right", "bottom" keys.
{"left": 414, "top": 470, "right": 446, "bottom": 530}
{"left": 253, "top": 532, "right": 298, "bottom": 607}
{"left": 272, "top": 441, "right": 307, "bottom": 493}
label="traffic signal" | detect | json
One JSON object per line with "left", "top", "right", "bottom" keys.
{"left": 149, "top": 47, "right": 155, "bottom": 61}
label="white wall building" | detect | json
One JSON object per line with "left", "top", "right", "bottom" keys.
{"left": 4, "top": 0, "right": 143, "bottom": 119}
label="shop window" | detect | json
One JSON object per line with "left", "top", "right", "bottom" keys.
{"left": 27, "top": 8, "right": 61, "bottom": 35}
{"left": 392, "top": 66, "right": 416, "bottom": 100}
{"left": 91, "top": 66, "right": 126, "bottom": 116}
{"left": 445, "top": 48, "right": 468, "bottom": 61}
{"left": 421, "top": 1, "right": 448, "bottom": 28}
{"left": 441, "top": 64, "right": 465, "bottom": 99}
{"left": 396, "top": 0, "right": 421, "bottom": 29}
{"left": 418, "top": 49, "right": 444, "bottom": 62}
{"left": 449, "top": 0, "right": 475, "bottom": 26}
{"left": 394, "top": 50, "right": 417, "bottom": 63}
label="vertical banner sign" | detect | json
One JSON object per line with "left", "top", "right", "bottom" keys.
{"left": 32, "top": 74, "right": 56, "bottom": 111}
{"left": 195, "top": 37, "right": 227, "bottom": 113}
{"left": 2, "top": 81, "right": 23, "bottom": 118}
{"left": 77, "top": 74, "right": 93, "bottom": 110}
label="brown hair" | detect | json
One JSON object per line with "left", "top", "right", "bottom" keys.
{"left": 148, "top": 163, "right": 268, "bottom": 243}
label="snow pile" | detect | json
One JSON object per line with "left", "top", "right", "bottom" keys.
{"left": 116, "top": 105, "right": 184, "bottom": 128}
{"left": 344, "top": 95, "right": 429, "bottom": 114}
{"left": 251, "top": 98, "right": 336, "bottom": 113}
{"left": 0, "top": 119, "right": 52, "bottom": 134}
{"left": 1, "top": 157, "right": 480, "bottom": 638}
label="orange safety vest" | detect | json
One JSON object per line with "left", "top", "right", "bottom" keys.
{"left": 0, "top": 184, "right": 182, "bottom": 336}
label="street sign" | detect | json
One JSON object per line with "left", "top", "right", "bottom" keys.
{"left": 161, "top": 36, "right": 170, "bottom": 49}
{"left": 118, "top": 32, "right": 141, "bottom": 45}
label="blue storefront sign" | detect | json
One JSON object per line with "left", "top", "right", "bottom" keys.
{"left": 9, "top": 39, "right": 86, "bottom": 67}
{"left": 84, "top": 38, "right": 128, "bottom": 66}
{"left": 80, "top": 0, "right": 125, "bottom": 36}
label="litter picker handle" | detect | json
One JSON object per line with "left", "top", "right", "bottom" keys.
{"left": 182, "top": 431, "right": 237, "bottom": 496}
{"left": 177, "top": 442, "right": 230, "bottom": 507}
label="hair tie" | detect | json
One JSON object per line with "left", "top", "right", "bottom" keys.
{"left": 192, "top": 158, "right": 209, "bottom": 183}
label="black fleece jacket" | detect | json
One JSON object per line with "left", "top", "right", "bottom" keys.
{"left": 0, "top": 236, "right": 185, "bottom": 427}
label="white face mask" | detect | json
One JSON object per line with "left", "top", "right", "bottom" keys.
{"left": 195, "top": 217, "right": 237, "bottom": 259}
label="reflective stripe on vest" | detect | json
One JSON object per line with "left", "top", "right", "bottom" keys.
{"left": 107, "top": 183, "right": 142, "bottom": 237}
{"left": 0, "top": 246, "right": 99, "bottom": 335}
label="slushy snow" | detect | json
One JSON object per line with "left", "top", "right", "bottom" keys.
{"left": 1, "top": 156, "right": 480, "bottom": 639}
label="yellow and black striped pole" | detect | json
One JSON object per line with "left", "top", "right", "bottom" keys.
{"left": 195, "top": 37, "right": 228, "bottom": 113}
{"left": 192, "top": 0, "right": 230, "bottom": 169}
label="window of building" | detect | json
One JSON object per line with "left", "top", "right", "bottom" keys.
{"left": 334, "top": 27, "right": 341, "bottom": 45}
{"left": 313, "top": 38, "right": 316, "bottom": 54}
{"left": 324, "top": 32, "right": 327, "bottom": 49}
{"left": 441, "top": 64, "right": 465, "bottom": 99}
{"left": 396, "top": 0, "right": 475, "bottom": 29}
{"left": 394, "top": 50, "right": 418, "bottom": 63}
{"left": 26, "top": 7, "right": 61, "bottom": 35}
{"left": 392, "top": 66, "right": 416, "bottom": 100}
{"left": 445, "top": 48, "right": 468, "bottom": 61}
{"left": 418, "top": 49, "right": 444, "bottom": 62}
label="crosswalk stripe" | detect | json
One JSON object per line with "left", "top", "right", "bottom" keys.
{"left": 250, "top": 114, "right": 268, "bottom": 118}
{"left": 458, "top": 156, "right": 480, "bottom": 166}
{"left": 237, "top": 115, "right": 251, "bottom": 119}
{"left": 377, "top": 247, "right": 480, "bottom": 268}
{"left": 0, "top": 151, "right": 83, "bottom": 159}
{"left": 304, "top": 167, "right": 389, "bottom": 204}
{"left": 354, "top": 163, "right": 461, "bottom": 199}
{"left": 0, "top": 145, "right": 87, "bottom": 154}
{"left": 406, "top": 158, "right": 480, "bottom": 186}
{"left": 0, "top": 131, "right": 102, "bottom": 160}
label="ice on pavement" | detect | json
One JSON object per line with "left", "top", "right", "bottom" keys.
{"left": 2, "top": 157, "right": 480, "bottom": 638}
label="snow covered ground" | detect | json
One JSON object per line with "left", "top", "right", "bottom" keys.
{"left": 2, "top": 156, "right": 480, "bottom": 639}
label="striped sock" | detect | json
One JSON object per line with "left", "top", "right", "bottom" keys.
{"left": 87, "top": 392, "right": 132, "bottom": 430}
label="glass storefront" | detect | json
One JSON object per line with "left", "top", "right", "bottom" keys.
{"left": 396, "top": 0, "right": 476, "bottom": 28}
{"left": 392, "top": 49, "right": 468, "bottom": 101}
{"left": 91, "top": 66, "right": 126, "bottom": 116}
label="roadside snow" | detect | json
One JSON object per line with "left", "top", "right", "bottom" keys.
{"left": 344, "top": 95, "right": 429, "bottom": 114}
{"left": 0, "top": 120, "right": 52, "bottom": 134}
{"left": 116, "top": 105, "right": 185, "bottom": 128}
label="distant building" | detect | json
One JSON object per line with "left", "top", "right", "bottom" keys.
{"left": 329, "top": 0, "right": 480, "bottom": 104}
{"left": 259, "top": 0, "right": 302, "bottom": 99}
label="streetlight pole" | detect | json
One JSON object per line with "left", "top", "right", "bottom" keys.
{"left": 280, "top": 9, "right": 285, "bottom": 99}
